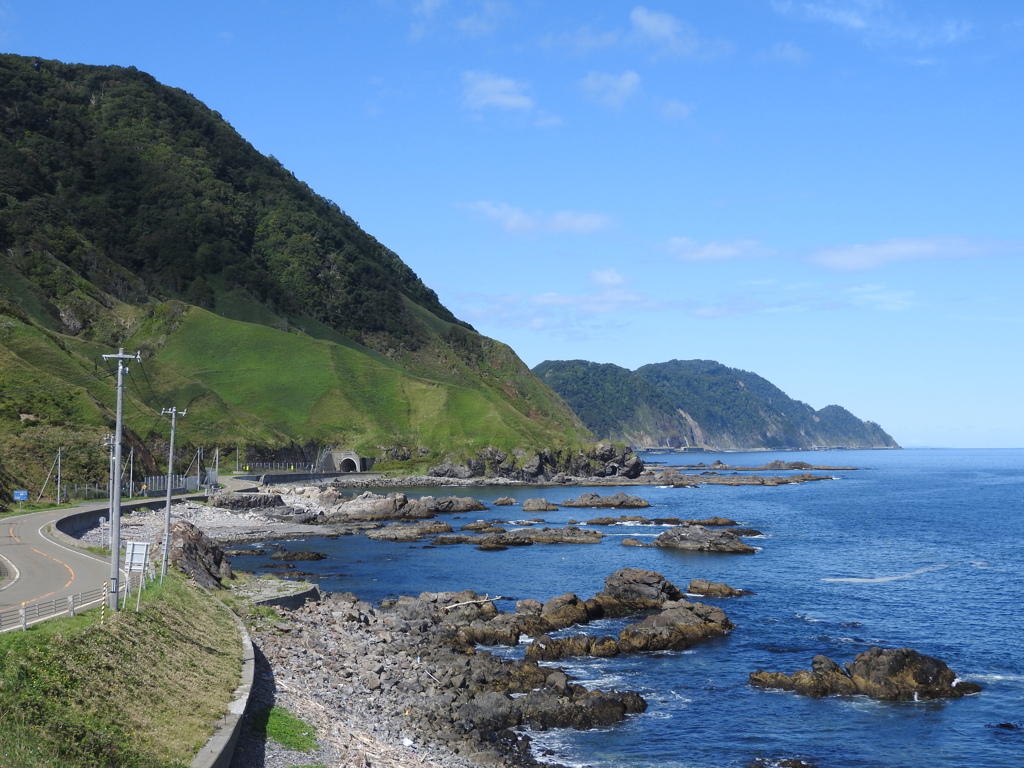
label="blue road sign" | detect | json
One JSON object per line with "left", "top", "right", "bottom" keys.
{"left": 13, "top": 490, "right": 28, "bottom": 501}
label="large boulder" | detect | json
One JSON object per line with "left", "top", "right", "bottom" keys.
{"left": 323, "top": 491, "right": 486, "bottom": 521}
{"left": 525, "top": 595, "right": 734, "bottom": 660}
{"left": 687, "top": 578, "right": 754, "bottom": 598}
{"left": 599, "top": 568, "right": 684, "bottom": 608}
{"left": 522, "top": 498, "right": 559, "bottom": 513}
{"left": 152, "top": 520, "right": 232, "bottom": 589}
{"left": 617, "top": 600, "right": 734, "bottom": 653}
{"left": 560, "top": 492, "right": 650, "bottom": 509}
{"left": 324, "top": 491, "right": 414, "bottom": 520}
{"left": 653, "top": 524, "right": 756, "bottom": 554}
{"left": 749, "top": 647, "right": 983, "bottom": 700}
{"left": 516, "top": 686, "right": 646, "bottom": 730}
{"left": 366, "top": 520, "right": 454, "bottom": 542}
{"left": 541, "top": 593, "right": 591, "bottom": 630}
{"left": 525, "top": 633, "right": 620, "bottom": 661}
{"left": 406, "top": 496, "right": 488, "bottom": 516}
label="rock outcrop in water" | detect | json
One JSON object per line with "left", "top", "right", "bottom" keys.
{"left": 559, "top": 491, "right": 650, "bottom": 509}
{"left": 749, "top": 647, "right": 983, "bottom": 700}
{"left": 494, "top": 569, "right": 738, "bottom": 662}
{"left": 654, "top": 524, "right": 756, "bottom": 554}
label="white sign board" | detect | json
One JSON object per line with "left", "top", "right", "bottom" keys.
{"left": 126, "top": 541, "right": 151, "bottom": 572}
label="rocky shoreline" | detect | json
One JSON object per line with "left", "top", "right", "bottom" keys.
{"left": 75, "top": 467, "right": 983, "bottom": 768}
{"left": 227, "top": 566, "right": 750, "bottom": 768}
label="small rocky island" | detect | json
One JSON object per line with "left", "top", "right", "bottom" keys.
{"left": 750, "top": 647, "right": 982, "bottom": 700}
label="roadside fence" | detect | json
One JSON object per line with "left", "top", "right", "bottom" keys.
{"left": 0, "top": 584, "right": 107, "bottom": 633}
{"left": 238, "top": 461, "right": 316, "bottom": 472}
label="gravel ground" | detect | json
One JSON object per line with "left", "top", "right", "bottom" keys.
{"left": 74, "top": 499, "right": 496, "bottom": 768}
{"left": 75, "top": 500, "right": 326, "bottom": 547}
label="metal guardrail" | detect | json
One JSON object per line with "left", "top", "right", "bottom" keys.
{"left": 0, "top": 584, "right": 107, "bottom": 632}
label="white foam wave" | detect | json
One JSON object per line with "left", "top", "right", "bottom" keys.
{"left": 822, "top": 563, "right": 949, "bottom": 583}
{"left": 964, "top": 673, "right": 1024, "bottom": 684}
{"left": 643, "top": 710, "right": 675, "bottom": 719}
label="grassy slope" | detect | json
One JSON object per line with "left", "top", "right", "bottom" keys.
{"left": 0, "top": 574, "right": 241, "bottom": 768}
{"left": 140, "top": 306, "right": 585, "bottom": 461}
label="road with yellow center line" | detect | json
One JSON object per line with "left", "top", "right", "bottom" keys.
{"left": 0, "top": 504, "right": 113, "bottom": 614}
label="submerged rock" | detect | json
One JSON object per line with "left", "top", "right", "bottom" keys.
{"left": 270, "top": 548, "right": 328, "bottom": 561}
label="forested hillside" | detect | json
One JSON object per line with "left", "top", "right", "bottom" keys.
{"left": 0, "top": 53, "right": 591, "bottom": 495}
{"left": 533, "top": 358, "right": 899, "bottom": 451}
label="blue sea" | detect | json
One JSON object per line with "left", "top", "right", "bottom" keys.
{"left": 231, "top": 448, "right": 1024, "bottom": 768}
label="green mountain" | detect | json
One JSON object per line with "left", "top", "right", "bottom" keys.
{"left": 533, "top": 359, "right": 900, "bottom": 451}
{"left": 0, "top": 53, "right": 592, "bottom": 495}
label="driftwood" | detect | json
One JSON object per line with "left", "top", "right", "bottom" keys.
{"left": 442, "top": 595, "right": 505, "bottom": 613}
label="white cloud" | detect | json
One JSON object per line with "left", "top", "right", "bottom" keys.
{"left": 547, "top": 210, "right": 612, "bottom": 234}
{"left": 629, "top": 6, "right": 700, "bottom": 55}
{"left": 667, "top": 237, "right": 769, "bottom": 262}
{"left": 760, "top": 41, "right": 809, "bottom": 63}
{"left": 662, "top": 98, "right": 695, "bottom": 120}
{"left": 844, "top": 284, "right": 916, "bottom": 311}
{"left": 462, "top": 71, "right": 533, "bottom": 111}
{"left": 559, "top": 28, "right": 622, "bottom": 54}
{"left": 456, "top": 1, "right": 507, "bottom": 37}
{"left": 466, "top": 201, "right": 612, "bottom": 234}
{"left": 529, "top": 287, "right": 654, "bottom": 316}
{"left": 629, "top": 5, "right": 732, "bottom": 58}
{"left": 772, "top": 0, "right": 973, "bottom": 48}
{"left": 457, "top": 283, "right": 659, "bottom": 342}
{"left": 809, "top": 236, "right": 991, "bottom": 271}
{"left": 410, "top": 0, "right": 450, "bottom": 38}
{"left": 581, "top": 70, "right": 641, "bottom": 108}
{"left": 542, "top": 7, "right": 727, "bottom": 59}
{"left": 590, "top": 268, "right": 627, "bottom": 287}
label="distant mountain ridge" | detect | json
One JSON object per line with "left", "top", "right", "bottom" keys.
{"left": 533, "top": 359, "right": 899, "bottom": 451}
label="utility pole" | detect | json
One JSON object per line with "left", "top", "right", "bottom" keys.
{"left": 101, "top": 348, "right": 140, "bottom": 611}
{"left": 160, "top": 406, "right": 185, "bottom": 581}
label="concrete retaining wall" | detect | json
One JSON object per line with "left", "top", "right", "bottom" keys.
{"left": 190, "top": 599, "right": 256, "bottom": 768}
{"left": 49, "top": 499, "right": 258, "bottom": 768}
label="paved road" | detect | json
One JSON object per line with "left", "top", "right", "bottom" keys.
{"left": 0, "top": 479, "right": 257, "bottom": 621}
{"left": 0, "top": 503, "right": 112, "bottom": 614}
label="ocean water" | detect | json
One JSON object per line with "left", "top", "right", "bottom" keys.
{"left": 231, "top": 448, "right": 1024, "bottom": 768}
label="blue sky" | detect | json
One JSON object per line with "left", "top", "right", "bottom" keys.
{"left": 4, "top": 1, "right": 1023, "bottom": 448}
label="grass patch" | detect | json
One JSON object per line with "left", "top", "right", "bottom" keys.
{"left": 0, "top": 573, "right": 242, "bottom": 767}
{"left": 250, "top": 706, "right": 318, "bottom": 753}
